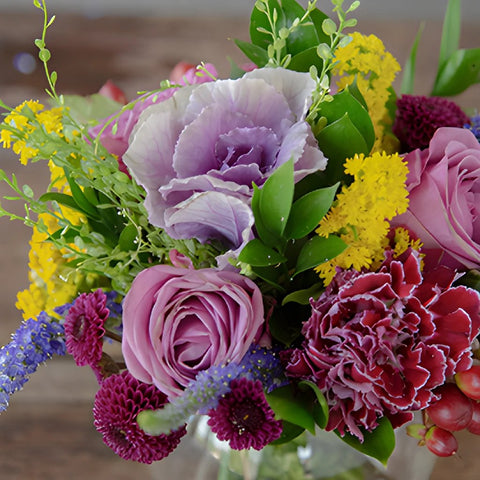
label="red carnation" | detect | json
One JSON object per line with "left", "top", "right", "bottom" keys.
{"left": 285, "top": 249, "right": 480, "bottom": 441}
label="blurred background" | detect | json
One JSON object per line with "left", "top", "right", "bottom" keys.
{"left": 0, "top": 0, "right": 479, "bottom": 19}
{"left": 0, "top": 0, "right": 479, "bottom": 478}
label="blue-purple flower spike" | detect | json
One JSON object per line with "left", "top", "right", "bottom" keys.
{"left": 0, "top": 311, "right": 66, "bottom": 411}
{"left": 465, "top": 115, "right": 480, "bottom": 142}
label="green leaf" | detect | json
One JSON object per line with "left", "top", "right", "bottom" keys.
{"left": 295, "top": 235, "right": 347, "bottom": 276}
{"left": 269, "top": 421, "right": 305, "bottom": 445}
{"left": 336, "top": 417, "right": 396, "bottom": 466}
{"left": 345, "top": 77, "right": 368, "bottom": 110}
{"left": 238, "top": 238, "right": 287, "bottom": 266}
{"left": 39, "top": 192, "right": 86, "bottom": 214}
{"left": 38, "top": 48, "right": 51, "bottom": 62}
{"left": 64, "top": 171, "right": 100, "bottom": 219}
{"left": 233, "top": 39, "right": 270, "bottom": 67}
{"left": 268, "top": 301, "right": 308, "bottom": 345}
{"left": 50, "top": 70, "right": 58, "bottom": 87}
{"left": 62, "top": 93, "right": 125, "bottom": 124}
{"left": 250, "top": 0, "right": 285, "bottom": 49}
{"left": 245, "top": 0, "right": 330, "bottom": 72}
{"left": 322, "top": 18, "right": 337, "bottom": 36}
{"left": 287, "top": 46, "right": 325, "bottom": 73}
{"left": 282, "top": 0, "right": 329, "bottom": 56}
{"left": 317, "top": 88, "right": 375, "bottom": 151}
{"left": 284, "top": 183, "right": 339, "bottom": 239}
{"left": 257, "top": 159, "right": 294, "bottom": 242}
{"left": 82, "top": 186, "right": 100, "bottom": 207}
{"left": 400, "top": 22, "right": 425, "bottom": 95}
{"left": 437, "top": 0, "right": 461, "bottom": 72}
{"left": 281, "top": 283, "right": 324, "bottom": 306}
{"left": 431, "top": 48, "right": 480, "bottom": 96}
{"left": 251, "top": 265, "right": 286, "bottom": 292}
{"left": 316, "top": 113, "right": 370, "bottom": 184}
{"left": 118, "top": 224, "right": 138, "bottom": 251}
{"left": 266, "top": 384, "right": 316, "bottom": 434}
{"left": 298, "top": 380, "right": 329, "bottom": 429}
{"left": 251, "top": 184, "right": 282, "bottom": 247}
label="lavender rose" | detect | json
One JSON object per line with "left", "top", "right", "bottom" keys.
{"left": 123, "top": 67, "right": 327, "bottom": 251}
{"left": 392, "top": 127, "right": 480, "bottom": 270}
{"left": 121, "top": 263, "right": 265, "bottom": 398}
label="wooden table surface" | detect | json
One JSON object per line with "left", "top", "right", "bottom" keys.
{"left": 0, "top": 11, "right": 479, "bottom": 480}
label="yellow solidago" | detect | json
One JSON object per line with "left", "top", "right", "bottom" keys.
{"left": 15, "top": 213, "right": 79, "bottom": 320}
{"left": 15, "top": 145, "right": 87, "bottom": 320}
{"left": 333, "top": 32, "right": 401, "bottom": 153}
{"left": 391, "top": 226, "right": 423, "bottom": 258}
{"left": 315, "top": 151, "right": 409, "bottom": 284}
{"left": 0, "top": 100, "right": 64, "bottom": 165}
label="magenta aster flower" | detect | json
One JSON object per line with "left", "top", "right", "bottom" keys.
{"left": 393, "top": 94, "right": 470, "bottom": 151}
{"left": 93, "top": 370, "right": 186, "bottom": 463}
{"left": 284, "top": 249, "right": 480, "bottom": 441}
{"left": 64, "top": 289, "right": 109, "bottom": 368}
{"left": 207, "top": 377, "right": 282, "bottom": 450}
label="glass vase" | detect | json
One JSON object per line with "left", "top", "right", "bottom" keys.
{"left": 151, "top": 417, "right": 436, "bottom": 480}
{"left": 149, "top": 416, "right": 437, "bottom": 480}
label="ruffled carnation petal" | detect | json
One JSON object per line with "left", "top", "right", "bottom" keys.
{"left": 285, "top": 249, "right": 480, "bottom": 440}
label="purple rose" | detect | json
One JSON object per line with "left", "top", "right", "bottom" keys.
{"left": 89, "top": 64, "right": 217, "bottom": 175}
{"left": 121, "top": 263, "right": 265, "bottom": 398}
{"left": 392, "top": 127, "right": 480, "bottom": 270}
{"left": 123, "top": 67, "right": 326, "bottom": 250}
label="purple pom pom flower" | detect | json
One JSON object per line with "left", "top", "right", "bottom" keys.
{"left": 93, "top": 370, "right": 187, "bottom": 463}
{"left": 393, "top": 94, "right": 470, "bottom": 152}
{"left": 207, "top": 377, "right": 282, "bottom": 450}
{"left": 64, "top": 289, "right": 109, "bottom": 368}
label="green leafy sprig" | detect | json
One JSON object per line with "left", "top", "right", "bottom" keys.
{"left": 401, "top": 0, "right": 480, "bottom": 97}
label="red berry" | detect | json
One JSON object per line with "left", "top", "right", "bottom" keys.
{"left": 169, "top": 61, "right": 196, "bottom": 84}
{"left": 455, "top": 365, "right": 480, "bottom": 401}
{"left": 425, "top": 426, "right": 458, "bottom": 457}
{"left": 98, "top": 80, "right": 127, "bottom": 105}
{"left": 467, "top": 401, "right": 480, "bottom": 435}
{"left": 426, "top": 383, "right": 473, "bottom": 431}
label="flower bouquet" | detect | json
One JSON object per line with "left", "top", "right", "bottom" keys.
{"left": 1, "top": 0, "right": 480, "bottom": 478}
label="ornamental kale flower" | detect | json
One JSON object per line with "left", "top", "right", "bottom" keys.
{"left": 393, "top": 94, "right": 470, "bottom": 152}
{"left": 93, "top": 370, "right": 187, "bottom": 463}
{"left": 64, "top": 289, "right": 109, "bottom": 369}
{"left": 89, "top": 64, "right": 217, "bottom": 175}
{"left": 123, "top": 67, "right": 326, "bottom": 254}
{"left": 285, "top": 249, "right": 480, "bottom": 441}
{"left": 207, "top": 377, "right": 282, "bottom": 450}
{"left": 0, "top": 311, "right": 66, "bottom": 411}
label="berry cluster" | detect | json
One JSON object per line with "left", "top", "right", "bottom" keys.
{"left": 408, "top": 365, "right": 480, "bottom": 457}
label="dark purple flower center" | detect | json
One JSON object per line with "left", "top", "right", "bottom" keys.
{"left": 72, "top": 315, "right": 86, "bottom": 340}
{"left": 229, "top": 399, "right": 265, "bottom": 434}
